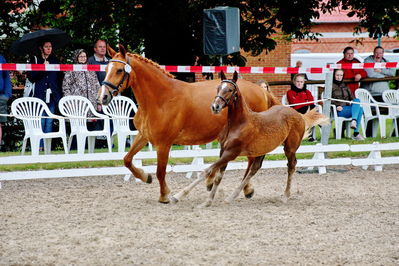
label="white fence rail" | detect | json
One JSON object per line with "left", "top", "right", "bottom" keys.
{"left": 0, "top": 142, "right": 398, "bottom": 187}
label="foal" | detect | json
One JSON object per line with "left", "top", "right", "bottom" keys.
{"left": 172, "top": 71, "right": 328, "bottom": 206}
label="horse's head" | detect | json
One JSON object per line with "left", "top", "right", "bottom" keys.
{"left": 97, "top": 44, "right": 134, "bottom": 105}
{"left": 211, "top": 71, "right": 239, "bottom": 114}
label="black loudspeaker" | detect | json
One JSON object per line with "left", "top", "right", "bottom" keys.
{"left": 203, "top": 7, "right": 240, "bottom": 55}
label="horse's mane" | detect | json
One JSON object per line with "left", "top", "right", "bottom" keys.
{"left": 127, "top": 53, "right": 175, "bottom": 79}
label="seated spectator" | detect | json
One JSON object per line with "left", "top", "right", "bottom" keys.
{"left": 256, "top": 79, "right": 271, "bottom": 92}
{"left": 286, "top": 74, "right": 316, "bottom": 141}
{"left": 331, "top": 69, "right": 365, "bottom": 141}
{"left": 362, "top": 46, "right": 395, "bottom": 102}
{"left": 286, "top": 74, "right": 315, "bottom": 114}
{"left": 337, "top": 46, "right": 367, "bottom": 95}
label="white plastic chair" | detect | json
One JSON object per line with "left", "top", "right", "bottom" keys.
{"left": 11, "top": 97, "right": 68, "bottom": 156}
{"left": 330, "top": 104, "right": 365, "bottom": 139}
{"left": 382, "top": 90, "right": 399, "bottom": 137}
{"left": 355, "top": 88, "right": 385, "bottom": 138}
{"left": 59, "top": 96, "right": 112, "bottom": 154}
{"left": 103, "top": 96, "right": 153, "bottom": 152}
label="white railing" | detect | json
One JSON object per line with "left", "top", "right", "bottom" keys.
{"left": 1, "top": 142, "right": 398, "bottom": 187}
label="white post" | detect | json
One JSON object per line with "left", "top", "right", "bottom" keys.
{"left": 321, "top": 72, "right": 333, "bottom": 145}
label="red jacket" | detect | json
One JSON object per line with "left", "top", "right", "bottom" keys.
{"left": 336, "top": 58, "right": 368, "bottom": 95}
{"left": 286, "top": 87, "right": 314, "bottom": 110}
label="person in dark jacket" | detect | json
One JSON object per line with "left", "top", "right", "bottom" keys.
{"left": 26, "top": 39, "right": 63, "bottom": 149}
{"left": 0, "top": 54, "right": 12, "bottom": 146}
{"left": 331, "top": 69, "right": 365, "bottom": 140}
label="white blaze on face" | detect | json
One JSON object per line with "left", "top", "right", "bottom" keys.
{"left": 98, "top": 62, "right": 114, "bottom": 101}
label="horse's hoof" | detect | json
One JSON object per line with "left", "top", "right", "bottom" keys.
{"left": 146, "top": 174, "right": 152, "bottom": 184}
{"left": 206, "top": 183, "right": 213, "bottom": 191}
{"left": 170, "top": 196, "right": 179, "bottom": 204}
{"left": 158, "top": 196, "right": 170, "bottom": 204}
{"left": 245, "top": 189, "right": 255, "bottom": 199}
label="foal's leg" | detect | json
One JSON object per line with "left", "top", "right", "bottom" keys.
{"left": 206, "top": 148, "right": 225, "bottom": 191}
{"left": 200, "top": 149, "right": 240, "bottom": 207}
{"left": 283, "top": 147, "right": 298, "bottom": 198}
{"left": 124, "top": 133, "right": 152, "bottom": 183}
{"left": 171, "top": 151, "right": 228, "bottom": 203}
{"left": 200, "top": 164, "right": 228, "bottom": 207}
{"left": 242, "top": 157, "right": 257, "bottom": 198}
{"left": 225, "top": 155, "right": 264, "bottom": 203}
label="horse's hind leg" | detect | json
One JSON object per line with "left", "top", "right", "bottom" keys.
{"left": 283, "top": 147, "right": 298, "bottom": 198}
{"left": 124, "top": 133, "right": 152, "bottom": 183}
{"left": 156, "top": 144, "right": 172, "bottom": 203}
{"left": 225, "top": 155, "right": 264, "bottom": 203}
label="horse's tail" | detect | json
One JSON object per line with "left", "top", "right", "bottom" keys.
{"left": 301, "top": 108, "right": 330, "bottom": 139}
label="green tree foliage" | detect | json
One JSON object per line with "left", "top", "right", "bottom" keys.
{"left": 1, "top": 0, "right": 398, "bottom": 66}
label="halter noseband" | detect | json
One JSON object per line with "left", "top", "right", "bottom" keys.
{"left": 102, "top": 58, "right": 132, "bottom": 96}
{"left": 215, "top": 80, "right": 238, "bottom": 105}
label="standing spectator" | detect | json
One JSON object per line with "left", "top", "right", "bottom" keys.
{"left": 63, "top": 49, "right": 100, "bottom": 108}
{"left": 256, "top": 79, "right": 271, "bottom": 92}
{"left": 0, "top": 54, "right": 12, "bottom": 147}
{"left": 362, "top": 46, "right": 395, "bottom": 102}
{"left": 291, "top": 60, "right": 309, "bottom": 81}
{"left": 87, "top": 39, "right": 109, "bottom": 85}
{"left": 331, "top": 69, "right": 365, "bottom": 140}
{"left": 26, "top": 39, "right": 63, "bottom": 150}
{"left": 336, "top": 46, "right": 367, "bottom": 95}
{"left": 88, "top": 40, "right": 111, "bottom": 147}
{"left": 286, "top": 74, "right": 316, "bottom": 141}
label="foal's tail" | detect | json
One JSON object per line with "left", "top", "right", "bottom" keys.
{"left": 301, "top": 108, "right": 330, "bottom": 139}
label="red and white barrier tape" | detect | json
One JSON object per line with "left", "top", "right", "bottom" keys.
{"left": 0, "top": 62, "right": 398, "bottom": 73}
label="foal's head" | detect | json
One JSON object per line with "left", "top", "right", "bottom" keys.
{"left": 211, "top": 71, "right": 239, "bottom": 114}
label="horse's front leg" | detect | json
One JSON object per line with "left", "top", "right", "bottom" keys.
{"left": 225, "top": 155, "right": 264, "bottom": 203}
{"left": 124, "top": 132, "right": 152, "bottom": 183}
{"left": 200, "top": 149, "right": 240, "bottom": 207}
{"left": 156, "top": 144, "right": 172, "bottom": 203}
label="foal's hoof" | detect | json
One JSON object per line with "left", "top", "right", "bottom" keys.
{"left": 244, "top": 189, "right": 255, "bottom": 199}
{"left": 146, "top": 174, "right": 152, "bottom": 184}
{"left": 206, "top": 183, "right": 213, "bottom": 191}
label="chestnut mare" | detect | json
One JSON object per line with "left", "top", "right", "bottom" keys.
{"left": 97, "top": 45, "right": 280, "bottom": 203}
{"left": 172, "top": 71, "right": 329, "bottom": 206}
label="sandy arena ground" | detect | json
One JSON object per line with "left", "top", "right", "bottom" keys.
{"left": 0, "top": 165, "right": 398, "bottom": 265}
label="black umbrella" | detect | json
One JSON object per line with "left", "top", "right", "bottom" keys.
{"left": 10, "top": 28, "right": 71, "bottom": 56}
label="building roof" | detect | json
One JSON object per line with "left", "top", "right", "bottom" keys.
{"left": 313, "top": 7, "right": 360, "bottom": 23}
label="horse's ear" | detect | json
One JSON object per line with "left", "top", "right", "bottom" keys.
{"left": 107, "top": 45, "right": 116, "bottom": 58}
{"left": 232, "top": 71, "right": 238, "bottom": 83}
{"left": 118, "top": 44, "right": 127, "bottom": 57}
{"left": 220, "top": 70, "right": 226, "bottom": 80}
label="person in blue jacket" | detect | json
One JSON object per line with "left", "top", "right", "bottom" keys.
{"left": 0, "top": 54, "right": 13, "bottom": 146}
{"left": 26, "top": 39, "right": 63, "bottom": 149}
